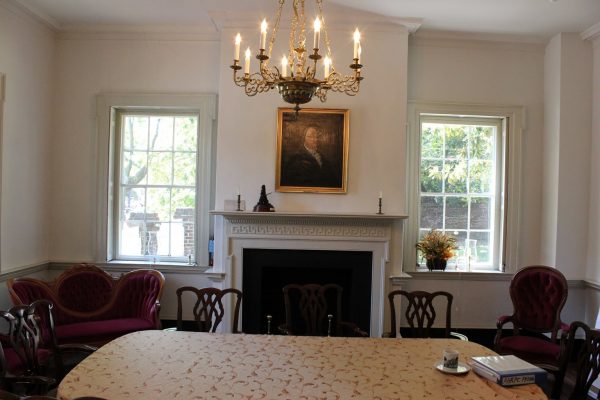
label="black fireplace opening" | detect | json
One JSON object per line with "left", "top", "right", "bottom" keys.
{"left": 242, "top": 248, "right": 372, "bottom": 335}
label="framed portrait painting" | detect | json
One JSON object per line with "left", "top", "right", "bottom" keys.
{"left": 276, "top": 108, "right": 349, "bottom": 193}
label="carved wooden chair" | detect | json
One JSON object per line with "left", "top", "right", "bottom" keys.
{"left": 278, "top": 283, "right": 368, "bottom": 337}
{"left": 494, "top": 265, "right": 569, "bottom": 398}
{"left": 0, "top": 391, "right": 106, "bottom": 400}
{"left": 558, "top": 321, "right": 600, "bottom": 400}
{"left": 175, "top": 287, "right": 242, "bottom": 333}
{"left": 387, "top": 290, "right": 467, "bottom": 340}
{"left": 0, "top": 300, "right": 95, "bottom": 395}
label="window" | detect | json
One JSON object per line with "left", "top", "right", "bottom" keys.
{"left": 406, "top": 103, "right": 523, "bottom": 272}
{"left": 96, "top": 94, "right": 216, "bottom": 266}
{"left": 115, "top": 112, "right": 199, "bottom": 262}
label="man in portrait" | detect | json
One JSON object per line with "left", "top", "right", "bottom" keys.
{"left": 281, "top": 125, "right": 340, "bottom": 188}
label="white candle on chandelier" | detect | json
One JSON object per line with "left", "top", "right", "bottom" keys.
{"left": 234, "top": 33, "right": 241, "bottom": 61}
{"left": 260, "top": 19, "right": 268, "bottom": 50}
{"left": 358, "top": 44, "right": 362, "bottom": 63}
{"left": 313, "top": 18, "right": 321, "bottom": 50}
{"left": 281, "top": 55, "right": 288, "bottom": 77}
{"left": 244, "top": 48, "right": 251, "bottom": 74}
{"left": 353, "top": 28, "right": 361, "bottom": 59}
{"left": 324, "top": 56, "right": 331, "bottom": 79}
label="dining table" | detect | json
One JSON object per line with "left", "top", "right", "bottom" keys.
{"left": 57, "top": 330, "right": 548, "bottom": 400}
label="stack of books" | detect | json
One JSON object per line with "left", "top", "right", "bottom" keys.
{"left": 470, "top": 355, "right": 547, "bottom": 386}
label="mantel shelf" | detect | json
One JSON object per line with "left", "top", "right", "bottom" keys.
{"left": 210, "top": 210, "right": 408, "bottom": 220}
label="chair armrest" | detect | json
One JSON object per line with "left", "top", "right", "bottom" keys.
{"left": 58, "top": 343, "right": 97, "bottom": 354}
{"left": 278, "top": 324, "right": 293, "bottom": 335}
{"left": 340, "top": 321, "right": 368, "bottom": 337}
{"left": 496, "top": 314, "right": 514, "bottom": 329}
{"left": 450, "top": 332, "right": 469, "bottom": 341}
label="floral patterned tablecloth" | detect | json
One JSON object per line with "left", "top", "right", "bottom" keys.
{"left": 58, "top": 331, "right": 547, "bottom": 400}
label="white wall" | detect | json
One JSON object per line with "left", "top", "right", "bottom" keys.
{"left": 587, "top": 35, "right": 600, "bottom": 285}
{"left": 50, "top": 33, "right": 220, "bottom": 261}
{"left": 0, "top": 2, "right": 55, "bottom": 273}
{"left": 215, "top": 26, "right": 409, "bottom": 215}
{"left": 541, "top": 33, "right": 592, "bottom": 279}
{"left": 408, "top": 34, "right": 545, "bottom": 268}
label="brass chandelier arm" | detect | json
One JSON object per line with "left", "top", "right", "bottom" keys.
{"left": 233, "top": 69, "right": 274, "bottom": 96}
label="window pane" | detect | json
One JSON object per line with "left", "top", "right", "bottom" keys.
{"left": 122, "top": 116, "right": 148, "bottom": 151}
{"left": 445, "top": 125, "right": 467, "bottom": 159}
{"left": 420, "top": 196, "right": 443, "bottom": 229}
{"left": 445, "top": 196, "right": 468, "bottom": 229}
{"left": 147, "top": 188, "right": 171, "bottom": 221}
{"left": 420, "top": 160, "right": 443, "bottom": 193}
{"left": 470, "top": 231, "right": 491, "bottom": 263}
{"left": 122, "top": 151, "right": 147, "bottom": 185}
{"left": 421, "top": 124, "right": 443, "bottom": 158}
{"left": 470, "top": 126, "right": 494, "bottom": 160}
{"left": 469, "top": 160, "right": 493, "bottom": 193}
{"left": 168, "top": 222, "right": 186, "bottom": 257}
{"left": 148, "top": 152, "right": 173, "bottom": 185}
{"left": 149, "top": 116, "right": 174, "bottom": 151}
{"left": 173, "top": 153, "right": 197, "bottom": 186}
{"left": 175, "top": 117, "right": 198, "bottom": 151}
{"left": 444, "top": 160, "right": 467, "bottom": 193}
{"left": 470, "top": 197, "right": 491, "bottom": 229}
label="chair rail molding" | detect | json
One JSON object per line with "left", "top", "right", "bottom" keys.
{"left": 210, "top": 211, "right": 408, "bottom": 337}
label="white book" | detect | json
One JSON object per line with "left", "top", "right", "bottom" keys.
{"left": 470, "top": 355, "right": 547, "bottom": 387}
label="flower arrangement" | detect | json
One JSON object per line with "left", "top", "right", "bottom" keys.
{"left": 416, "top": 229, "right": 458, "bottom": 261}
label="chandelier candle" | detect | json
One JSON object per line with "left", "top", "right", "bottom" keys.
{"left": 234, "top": 33, "right": 241, "bottom": 61}
{"left": 229, "top": 0, "right": 364, "bottom": 114}
{"left": 313, "top": 18, "right": 321, "bottom": 50}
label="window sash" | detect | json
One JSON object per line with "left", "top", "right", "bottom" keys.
{"left": 418, "top": 115, "right": 504, "bottom": 271}
{"left": 114, "top": 110, "right": 200, "bottom": 262}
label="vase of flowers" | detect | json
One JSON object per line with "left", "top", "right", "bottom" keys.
{"left": 416, "top": 229, "right": 458, "bottom": 271}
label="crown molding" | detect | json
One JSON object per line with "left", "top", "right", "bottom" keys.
{"left": 581, "top": 21, "right": 600, "bottom": 42}
{"left": 4, "top": 0, "right": 60, "bottom": 31}
{"left": 209, "top": 10, "right": 420, "bottom": 34}
{"left": 411, "top": 29, "right": 545, "bottom": 53}
{"left": 58, "top": 24, "right": 219, "bottom": 42}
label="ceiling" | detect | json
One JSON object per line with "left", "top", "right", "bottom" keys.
{"left": 16, "top": 0, "right": 600, "bottom": 41}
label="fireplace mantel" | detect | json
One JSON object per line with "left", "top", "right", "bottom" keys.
{"left": 210, "top": 210, "right": 408, "bottom": 336}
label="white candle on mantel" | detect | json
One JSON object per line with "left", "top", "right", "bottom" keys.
{"left": 281, "top": 55, "right": 288, "bottom": 77}
{"left": 324, "top": 56, "right": 331, "bottom": 79}
{"left": 313, "top": 18, "right": 321, "bottom": 50}
{"left": 353, "top": 28, "right": 361, "bottom": 59}
{"left": 234, "top": 33, "right": 241, "bottom": 61}
{"left": 236, "top": 187, "right": 241, "bottom": 196}
{"left": 244, "top": 48, "right": 251, "bottom": 74}
{"left": 379, "top": 191, "right": 383, "bottom": 200}
{"left": 260, "top": 19, "right": 268, "bottom": 50}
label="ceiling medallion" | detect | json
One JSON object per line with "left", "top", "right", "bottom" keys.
{"left": 230, "top": 0, "right": 364, "bottom": 114}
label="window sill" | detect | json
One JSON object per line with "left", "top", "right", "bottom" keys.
{"left": 390, "top": 269, "right": 514, "bottom": 284}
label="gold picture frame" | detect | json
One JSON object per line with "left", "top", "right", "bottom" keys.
{"left": 276, "top": 108, "right": 349, "bottom": 193}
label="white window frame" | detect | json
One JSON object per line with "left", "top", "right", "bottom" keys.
{"left": 0, "top": 73, "right": 4, "bottom": 267}
{"left": 96, "top": 93, "right": 216, "bottom": 266}
{"left": 405, "top": 102, "right": 524, "bottom": 273}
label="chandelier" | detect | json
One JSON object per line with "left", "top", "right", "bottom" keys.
{"left": 230, "top": 0, "right": 364, "bottom": 113}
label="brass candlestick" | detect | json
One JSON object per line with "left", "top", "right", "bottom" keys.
{"left": 236, "top": 194, "right": 242, "bottom": 211}
{"left": 377, "top": 197, "right": 383, "bottom": 215}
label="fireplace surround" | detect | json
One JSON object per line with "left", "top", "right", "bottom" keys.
{"left": 210, "top": 211, "right": 407, "bottom": 337}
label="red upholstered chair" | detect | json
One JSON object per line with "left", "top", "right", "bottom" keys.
{"left": 494, "top": 265, "right": 569, "bottom": 398}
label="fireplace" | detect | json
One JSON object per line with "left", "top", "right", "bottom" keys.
{"left": 242, "top": 248, "right": 372, "bottom": 334}
{"left": 210, "top": 211, "right": 407, "bottom": 337}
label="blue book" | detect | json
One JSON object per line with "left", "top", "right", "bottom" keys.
{"left": 470, "top": 355, "right": 547, "bottom": 387}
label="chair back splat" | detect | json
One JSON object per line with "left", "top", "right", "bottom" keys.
{"left": 176, "top": 287, "right": 242, "bottom": 333}
{"left": 388, "top": 290, "right": 466, "bottom": 340}
{"left": 563, "top": 321, "right": 600, "bottom": 400}
{"left": 279, "top": 283, "right": 367, "bottom": 337}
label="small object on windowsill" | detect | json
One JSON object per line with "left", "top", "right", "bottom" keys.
{"left": 253, "top": 184, "right": 275, "bottom": 212}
